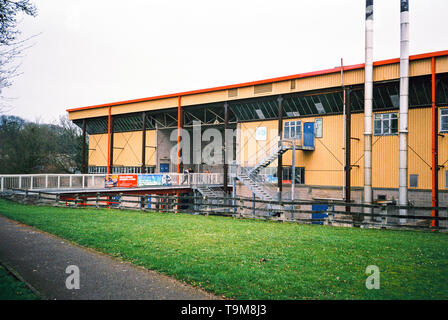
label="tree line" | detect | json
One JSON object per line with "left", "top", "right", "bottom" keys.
{"left": 0, "top": 115, "right": 84, "bottom": 174}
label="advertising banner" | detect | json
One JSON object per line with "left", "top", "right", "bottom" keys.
{"left": 117, "top": 174, "right": 138, "bottom": 187}
{"left": 105, "top": 174, "right": 138, "bottom": 188}
{"left": 137, "top": 174, "right": 163, "bottom": 186}
{"left": 105, "top": 174, "right": 119, "bottom": 188}
{"left": 106, "top": 174, "right": 173, "bottom": 188}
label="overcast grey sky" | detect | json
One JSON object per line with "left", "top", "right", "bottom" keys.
{"left": 3, "top": 0, "right": 448, "bottom": 122}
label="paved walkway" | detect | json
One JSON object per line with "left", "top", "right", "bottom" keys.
{"left": 0, "top": 215, "right": 217, "bottom": 300}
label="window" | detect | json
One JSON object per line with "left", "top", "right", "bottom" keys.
{"left": 441, "top": 109, "right": 448, "bottom": 133}
{"left": 284, "top": 121, "right": 302, "bottom": 139}
{"left": 282, "top": 167, "right": 305, "bottom": 184}
{"left": 374, "top": 113, "right": 398, "bottom": 135}
{"left": 409, "top": 174, "right": 418, "bottom": 188}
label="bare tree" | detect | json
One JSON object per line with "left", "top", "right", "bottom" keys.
{"left": 0, "top": 0, "right": 37, "bottom": 112}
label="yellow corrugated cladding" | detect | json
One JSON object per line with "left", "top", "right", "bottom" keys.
{"left": 238, "top": 120, "right": 278, "bottom": 166}
{"left": 86, "top": 107, "right": 448, "bottom": 191}
{"left": 278, "top": 114, "right": 364, "bottom": 187}
{"left": 238, "top": 107, "right": 448, "bottom": 190}
{"left": 88, "top": 130, "right": 156, "bottom": 167}
{"left": 88, "top": 134, "right": 108, "bottom": 167}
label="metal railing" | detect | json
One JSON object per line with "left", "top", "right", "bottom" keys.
{"left": 0, "top": 172, "right": 224, "bottom": 192}
{"left": 0, "top": 174, "right": 106, "bottom": 191}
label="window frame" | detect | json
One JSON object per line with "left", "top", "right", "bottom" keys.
{"left": 282, "top": 166, "right": 305, "bottom": 185}
{"left": 409, "top": 174, "right": 418, "bottom": 188}
{"left": 374, "top": 112, "right": 398, "bottom": 136}
{"left": 440, "top": 108, "right": 448, "bottom": 133}
{"left": 284, "top": 120, "right": 302, "bottom": 140}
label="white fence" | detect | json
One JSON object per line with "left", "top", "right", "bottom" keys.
{"left": 0, "top": 173, "right": 224, "bottom": 192}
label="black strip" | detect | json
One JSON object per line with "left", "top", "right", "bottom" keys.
{"left": 366, "top": 0, "right": 373, "bottom": 20}
{"left": 401, "top": 0, "right": 409, "bottom": 12}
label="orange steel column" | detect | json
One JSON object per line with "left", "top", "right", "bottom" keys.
{"left": 431, "top": 57, "right": 439, "bottom": 227}
{"left": 107, "top": 106, "right": 111, "bottom": 175}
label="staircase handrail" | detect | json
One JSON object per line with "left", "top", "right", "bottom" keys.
{"left": 241, "top": 135, "right": 281, "bottom": 168}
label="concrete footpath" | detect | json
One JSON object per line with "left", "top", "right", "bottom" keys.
{"left": 0, "top": 215, "right": 218, "bottom": 300}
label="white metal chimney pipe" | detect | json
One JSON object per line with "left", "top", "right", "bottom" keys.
{"left": 364, "top": 0, "right": 374, "bottom": 217}
{"left": 399, "top": 0, "right": 409, "bottom": 223}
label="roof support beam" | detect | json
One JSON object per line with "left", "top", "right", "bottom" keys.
{"left": 109, "top": 113, "right": 115, "bottom": 174}
{"left": 82, "top": 119, "right": 87, "bottom": 174}
{"left": 141, "top": 112, "right": 147, "bottom": 173}
{"left": 345, "top": 88, "right": 352, "bottom": 213}
{"left": 431, "top": 57, "right": 439, "bottom": 227}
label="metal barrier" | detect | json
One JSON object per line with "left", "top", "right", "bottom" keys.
{"left": 0, "top": 173, "right": 224, "bottom": 191}
{"left": 0, "top": 174, "right": 106, "bottom": 191}
{"left": 4, "top": 190, "right": 447, "bottom": 232}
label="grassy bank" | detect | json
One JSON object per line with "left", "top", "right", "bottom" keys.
{"left": 0, "top": 264, "right": 39, "bottom": 300}
{"left": 0, "top": 199, "right": 447, "bottom": 299}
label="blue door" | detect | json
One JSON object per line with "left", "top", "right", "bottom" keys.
{"left": 312, "top": 204, "right": 328, "bottom": 225}
{"left": 303, "top": 123, "right": 315, "bottom": 148}
{"left": 160, "top": 163, "right": 169, "bottom": 173}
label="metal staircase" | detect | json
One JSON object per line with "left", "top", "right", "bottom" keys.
{"left": 236, "top": 167, "right": 276, "bottom": 202}
{"left": 195, "top": 185, "right": 226, "bottom": 199}
{"left": 248, "top": 144, "right": 292, "bottom": 176}
{"left": 195, "top": 185, "right": 229, "bottom": 214}
{"left": 235, "top": 137, "right": 311, "bottom": 204}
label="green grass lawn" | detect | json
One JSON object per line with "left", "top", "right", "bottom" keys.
{"left": 0, "top": 199, "right": 447, "bottom": 300}
{"left": 0, "top": 264, "right": 39, "bottom": 300}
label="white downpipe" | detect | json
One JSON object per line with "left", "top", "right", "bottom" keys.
{"left": 364, "top": 0, "right": 374, "bottom": 216}
{"left": 399, "top": 0, "right": 409, "bottom": 223}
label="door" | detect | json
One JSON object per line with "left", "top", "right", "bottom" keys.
{"left": 303, "top": 122, "right": 315, "bottom": 148}
{"left": 160, "top": 163, "right": 169, "bottom": 173}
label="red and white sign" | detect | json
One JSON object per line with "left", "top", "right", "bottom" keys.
{"left": 116, "top": 174, "right": 138, "bottom": 188}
